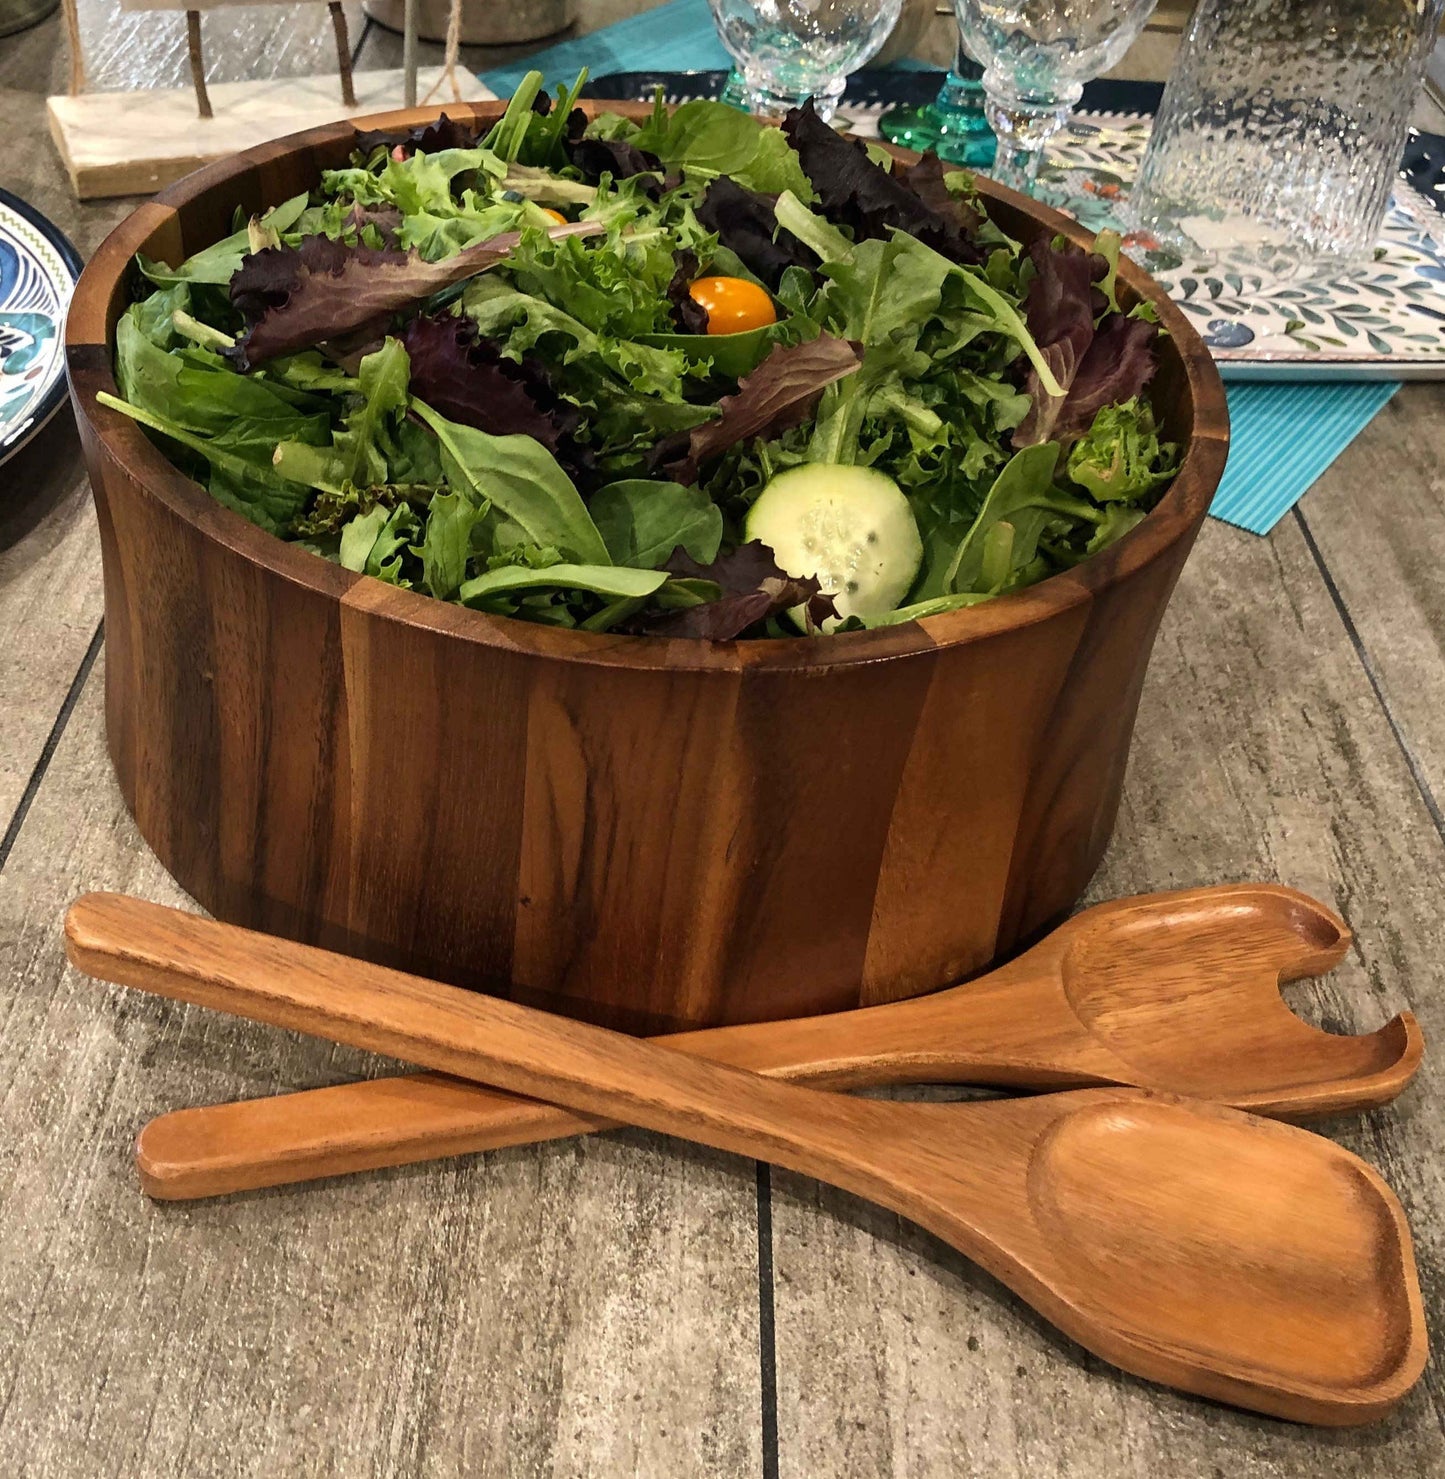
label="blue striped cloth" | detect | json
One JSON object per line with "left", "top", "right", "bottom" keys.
{"left": 480, "top": 0, "right": 732, "bottom": 96}
{"left": 1213, "top": 382, "right": 1400, "bottom": 535}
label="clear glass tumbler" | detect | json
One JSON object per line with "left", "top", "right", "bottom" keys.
{"left": 1131, "top": 0, "right": 1445, "bottom": 278}
{"left": 954, "top": 0, "right": 1159, "bottom": 194}
{"left": 707, "top": 0, "right": 907, "bottom": 120}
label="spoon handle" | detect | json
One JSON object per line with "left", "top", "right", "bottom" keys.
{"left": 65, "top": 892, "right": 980, "bottom": 1211}
{"left": 132, "top": 993, "right": 1100, "bottom": 1199}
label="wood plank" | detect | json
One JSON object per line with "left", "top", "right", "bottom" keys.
{"left": 1292, "top": 387, "right": 1445, "bottom": 819}
{"left": 0, "top": 20, "right": 133, "bottom": 842}
{"left": 48, "top": 66, "right": 494, "bottom": 200}
{"left": 0, "top": 0, "right": 365, "bottom": 838}
{"left": 769, "top": 513, "right": 1445, "bottom": 1473}
{"left": 0, "top": 668, "right": 763, "bottom": 1477}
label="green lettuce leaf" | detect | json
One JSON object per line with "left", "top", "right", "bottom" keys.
{"left": 419, "top": 489, "right": 489, "bottom": 599}
{"left": 1065, "top": 397, "right": 1179, "bottom": 503}
{"left": 411, "top": 398, "right": 610, "bottom": 564}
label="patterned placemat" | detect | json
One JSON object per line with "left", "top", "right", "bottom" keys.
{"left": 1040, "top": 112, "right": 1445, "bottom": 380}
{"left": 572, "top": 64, "right": 1445, "bottom": 381}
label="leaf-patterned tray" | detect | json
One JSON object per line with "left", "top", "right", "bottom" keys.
{"left": 588, "top": 72, "right": 1445, "bottom": 381}
{"left": 1035, "top": 111, "right": 1445, "bottom": 381}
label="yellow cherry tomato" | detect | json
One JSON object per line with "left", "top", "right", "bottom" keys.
{"left": 688, "top": 276, "right": 777, "bottom": 335}
{"left": 539, "top": 207, "right": 568, "bottom": 225}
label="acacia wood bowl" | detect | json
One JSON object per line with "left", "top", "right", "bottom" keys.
{"left": 65, "top": 101, "right": 1229, "bottom": 1034}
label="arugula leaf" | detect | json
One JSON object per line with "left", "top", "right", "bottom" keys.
{"left": 939, "top": 444, "right": 1099, "bottom": 595}
{"left": 770, "top": 191, "right": 855, "bottom": 269}
{"left": 337, "top": 337, "right": 411, "bottom": 485}
{"left": 590, "top": 479, "right": 723, "bottom": 567}
{"left": 411, "top": 398, "right": 611, "bottom": 564}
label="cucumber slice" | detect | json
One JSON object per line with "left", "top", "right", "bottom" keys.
{"left": 744, "top": 464, "right": 923, "bottom": 630}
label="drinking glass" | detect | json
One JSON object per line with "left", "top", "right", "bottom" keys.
{"left": 1131, "top": 0, "right": 1445, "bottom": 279}
{"left": 879, "top": 34, "right": 998, "bottom": 168}
{"left": 707, "top": 0, "right": 908, "bottom": 120}
{"left": 953, "top": 0, "right": 1159, "bottom": 194}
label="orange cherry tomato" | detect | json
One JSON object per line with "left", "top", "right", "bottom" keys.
{"left": 687, "top": 276, "right": 777, "bottom": 335}
{"left": 539, "top": 208, "right": 568, "bottom": 225}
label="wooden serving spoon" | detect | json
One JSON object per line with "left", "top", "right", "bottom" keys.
{"left": 126, "top": 884, "right": 1421, "bottom": 1200}
{"left": 66, "top": 891, "right": 1427, "bottom": 1426}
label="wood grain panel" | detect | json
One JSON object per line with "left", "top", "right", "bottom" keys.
{"left": 338, "top": 580, "right": 531, "bottom": 990}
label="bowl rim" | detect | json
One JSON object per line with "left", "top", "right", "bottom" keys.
{"left": 65, "top": 98, "right": 1229, "bottom": 676}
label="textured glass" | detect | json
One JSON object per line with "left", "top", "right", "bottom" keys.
{"left": 1132, "top": 0, "right": 1445, "bottom": 277}
{"left": 707, "top": 0, "right": 906, "bottom": 119}
{"left": 953, "top": 0, "right": 1159, "bottom": 192}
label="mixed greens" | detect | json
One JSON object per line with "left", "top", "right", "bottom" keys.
{"left": 101, "top": 71, "right": 1178, "bottom": 640}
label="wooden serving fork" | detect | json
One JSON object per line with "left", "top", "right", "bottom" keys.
{"left": 125, "top": 884, "right": 1420, "bottom": 1200}
{"left": 65, "top": 892, "right": 1427, "bottom": 1425}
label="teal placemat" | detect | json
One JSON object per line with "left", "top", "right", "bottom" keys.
{"left": 1213, "top": 382, "right": 1399, "bottom": 535}
{"left": 481, "top": 0, "right": 732, "bottom": 96}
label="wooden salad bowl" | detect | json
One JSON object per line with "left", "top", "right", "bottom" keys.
{"left": 65, "top": 100, "right": 1229, "bottom": 1033}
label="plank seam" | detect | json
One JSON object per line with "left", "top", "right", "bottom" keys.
{"left": 0, "top": 621, "right": 104, "bottom": 874}
{"left": 1292, "top": 506, "right": 1445, "bottom": 851}
{"left": 755, "top": 1161, "right": 779, "bottom": 1479}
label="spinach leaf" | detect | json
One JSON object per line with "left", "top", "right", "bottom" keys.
{"left": 411, "top": 398, "right": 611, "bottom": 564}
{"left": 97, "top": 392, "right": 314, "bottom": 535}
{"left": 590, "top": 479, "right": 723, "bottom": 568}
{"left": 116, "top": 302, "right": 324, "bottom": 438}
{"left": 458, "top": 563, "right": 665, "bottom": 606}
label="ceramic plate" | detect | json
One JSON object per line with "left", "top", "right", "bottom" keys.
{"left": 0, "top": 189, "right": 82, "bottom": 464}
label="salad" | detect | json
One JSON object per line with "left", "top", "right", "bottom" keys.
{"left": 100, "top": 71, "right": 1178, "bottom": 640}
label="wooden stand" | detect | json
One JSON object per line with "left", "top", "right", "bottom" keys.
{"left": 47, "top": 68, "right": 494, "bottom": 199}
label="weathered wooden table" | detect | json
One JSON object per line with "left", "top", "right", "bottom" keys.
{"left": 2, "top": 7, "right": 1444, "bottom": 1475}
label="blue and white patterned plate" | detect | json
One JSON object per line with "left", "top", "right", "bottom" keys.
{"left": 1, "top": 189, "right": 82, "bottom": 465}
